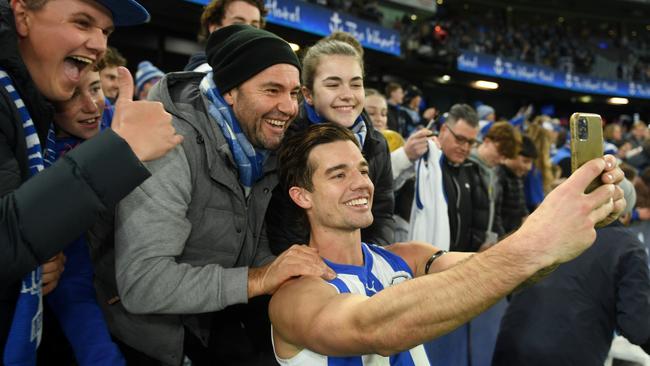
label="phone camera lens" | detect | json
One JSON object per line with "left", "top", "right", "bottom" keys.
{"left": 578, "top": 118, "right": 589, "bottom": 140}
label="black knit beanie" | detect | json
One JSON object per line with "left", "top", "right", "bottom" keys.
{"left": 206, "top": 24, "right": 301, "bottom": 93}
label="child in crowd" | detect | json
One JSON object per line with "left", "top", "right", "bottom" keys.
{"left": 40, "top": 62, "right": 124, "bottom": 365}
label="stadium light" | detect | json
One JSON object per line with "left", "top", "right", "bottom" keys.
{"left": 471, "top": 80, "right": 499, "bottom": 90}
{"left": 607, "top": 97, "right": 629, "bottom": 105}
{"left": 289, "top": 43, "right": 300, "bottom": 52}
{"left": 437, "top": 74, "right": 451, "bottom": 83}
{"left": 578, "top": 95, "right": 592, "bottom": 103}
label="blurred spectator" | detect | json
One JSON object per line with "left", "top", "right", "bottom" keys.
{"left": 402, "top": 85, "right": 423, "bottom": 134}
{"left": 633, "top": 167, "right": 650, "bottom": 221}
{"left": 497, "top": 135, "right": 537, "bottom": 235}
{"left": 477, "top": 104, "right": 496, "bottom": 136}
{"left": 364, "top": 88, "right": 388, "bottom": 131}
{"left": 626, "top": 121, "right": 648, "bottom": 149}
{"left": 469, "top": 121, "right": 521, "bottom": 248}
{"left": 185, "top": 0, "right": 267, "bottom": 72}
{"left": 526, "top": 122, "right": 555, "bottom": 211}
{"left": 358, "top": 1, "right": 382, "bottom": 23}
{"left": 626, "top": 138, "right": 650, "bottom": 172}
{"left": 99, "top": 46, "right": 127, "bottom": 104}
{"left": 604, "top": 123, "right": 624, "bottom": 147}
{"left": 385, "top": 82, "right": 406, "bottom": 136}
{"left": 134, "top": 61, "right": 164, "bottom": 100}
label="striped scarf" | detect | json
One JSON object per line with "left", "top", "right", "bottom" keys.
{"left": 43, "top": 128, "right": 81, "bottom": 167}
{"left": 303, "top": 102, "right": 368, "bottom": 147}
{"left": 199, "top": 72, "right": 268, "bottom": 195}
{"left": 0, "top": 68, "right": 45, "bottom": 366}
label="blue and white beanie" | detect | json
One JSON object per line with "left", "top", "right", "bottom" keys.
{"left": 135, "top": 61, "right": 164, "bottom": 97}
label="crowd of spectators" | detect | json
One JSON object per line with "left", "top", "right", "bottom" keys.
{"left": 307, "top": 0, "right": 650, "bottom": 84}
{"left": 2, "top": 0, "right": 648, "bottom": 365}
{"left": 303, "top": 0, "right": 384, "bottom": 23}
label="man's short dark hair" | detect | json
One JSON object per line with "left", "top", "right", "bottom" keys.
{"left": 384, "top": 82, "right": 402, "bottom": 98}
{"left": 447, "top": 103, "right": 479, "bottom": 128}
{"left": 103, "top": 47, "right": 127, "bottom": 68}
{"left": 198, "top": 0, "right": 267, "bottom": 43}
{"left": 278, "top": 124, "right": 360, "bottom": 192}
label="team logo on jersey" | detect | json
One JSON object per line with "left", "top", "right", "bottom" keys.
{"left": 365, "top": 280, "right": 378, "bottom": 295}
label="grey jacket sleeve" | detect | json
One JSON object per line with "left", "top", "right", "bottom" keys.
{"left": 252, "top": 221, "right": 275, "bottom": 267}
{"left": 115, "top": 144, "right": 249, "bottom": 315}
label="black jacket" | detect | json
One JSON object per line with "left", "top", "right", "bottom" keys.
{"left": 184, "top": 52, "right": 208, "bottom": 72}
{"left": 496, "top": 164, "right": 528, "bottom": 235}
{"left": 387, "top": 103, "right": 406, "bottom": 137}
{"left": 267, "top": 106, "right": 394, "bottom": 254}
{"left": 493, "top": 222, "right": 650, "bottom": 366}
{"left": 441, "top": 156, "right": 494, "bottom": 252}
{"left": 0, "top": 2, "right": 150, "bottom": 358}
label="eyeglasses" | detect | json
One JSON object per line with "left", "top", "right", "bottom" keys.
{"left": 445, "top": 125, "right": 478, "bottom": 148}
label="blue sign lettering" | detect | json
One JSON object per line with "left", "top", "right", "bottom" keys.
{"left": 183, "top": 0, "right": 401, "bottom": 56}
{"left": 458, "top": 51, "right": 650, "bottom": 99}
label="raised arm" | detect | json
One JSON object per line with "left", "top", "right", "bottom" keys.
{"left": 271, "top": 156, "right": 624, "bottom": 358}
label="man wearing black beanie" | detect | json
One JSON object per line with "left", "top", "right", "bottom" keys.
{"left": 94, "top": 25, "right": 335, "bottom": 365}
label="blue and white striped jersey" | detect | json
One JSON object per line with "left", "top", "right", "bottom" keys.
{"left": 274, "top": 242, "right": 431, "bottom": 366}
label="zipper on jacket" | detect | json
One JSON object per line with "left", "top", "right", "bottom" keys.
{"left": 452, "top": 174, "right": 462, "bottom": 247}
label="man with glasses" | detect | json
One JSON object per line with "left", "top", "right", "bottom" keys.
{"left": 430, "top": 104, "right": 506, "bottom": 365}
{"left": 437, "top": 104, "right": 484, "bottom": 252}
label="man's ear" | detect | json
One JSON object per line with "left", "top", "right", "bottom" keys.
{"left": 223, "top": 89, "right": 235, "bottom": 106}
{"left": 301, "top": 86, "right": 313, "bottom": 105}
{"left": 288, "top": 186, "right": 312, "bottom": 209}
{"left": 11, "top": 0, "right": 31, "bottom": 37}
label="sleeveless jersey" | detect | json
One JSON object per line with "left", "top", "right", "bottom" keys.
{"left": 274, "top": 243, "right": 431, "bottom": 366}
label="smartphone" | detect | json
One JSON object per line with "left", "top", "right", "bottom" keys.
{"left": 570, "top": 112, "right": 603, "bottom": 194}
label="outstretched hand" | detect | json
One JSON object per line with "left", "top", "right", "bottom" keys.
{"left": 111, "top": 67, "right": 183, "bottom": 162}
{"left": 517, "top": 156, "right": 620, "bottom": 267}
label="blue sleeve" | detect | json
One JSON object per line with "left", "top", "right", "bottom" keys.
{"left": 509, "top": 115, "right": 525, "bottom": 131}
{"left": 100, "top": 99, "right": 114, "bottom": 130}
{"left": 524, "top": 168, "right": 544, "bottom": 211}
{"left": 615, "top": 240, "right": 650, "bottom": 348}
{"left": 46, "top": 238, "right": 125, "bottom": 366}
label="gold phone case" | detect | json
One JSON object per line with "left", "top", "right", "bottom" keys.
{"left": 570, "top": 112, "right": 603, "bottom": 193}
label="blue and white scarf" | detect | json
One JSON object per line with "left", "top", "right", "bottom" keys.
{"left": 0, "top": 68, "right": 45, "bottom": 366}
{"left": 304, "top": 102, "right": 368, "bottom": 147}
{"left": 199, "top": 73, "right": 268, "bottom": 194}
{"left": 43, "top": 129, "right": 81, "bottom": 167}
